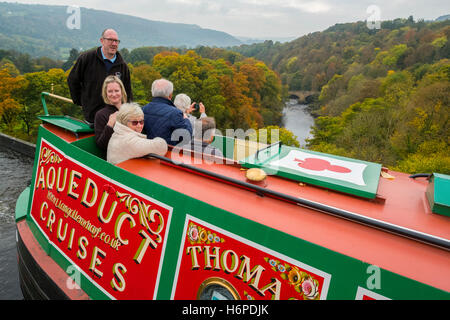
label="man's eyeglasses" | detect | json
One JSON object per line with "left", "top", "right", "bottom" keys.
{"left": 128, "top": 120, "right": 144, "bottom": 126}
{"left": 103, "top": 37, "right": 121, "bottom": 44}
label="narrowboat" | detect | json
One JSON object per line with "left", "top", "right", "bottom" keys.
{"left": 15, "top": 92, "right": 450, "bottom": 300}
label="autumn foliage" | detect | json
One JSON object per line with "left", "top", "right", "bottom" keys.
{"left": 0, "top": 50, "right": 285, "bottom": 143}
{"left": 1, "top": 17, "right": 448, "bottom": 174}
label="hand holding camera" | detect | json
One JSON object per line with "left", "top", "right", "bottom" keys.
{"left": 189, "top": 102, "right": 206, "bottom": 114}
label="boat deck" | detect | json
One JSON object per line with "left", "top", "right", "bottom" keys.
{"left": 120, "top": 152, "right": 450, "bottom": 292}
{"left": 45, "top": 123, "right": 450, "bottom": 292}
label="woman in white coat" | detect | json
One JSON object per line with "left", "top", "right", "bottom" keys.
{"left": 107, "top": 103, "right": 168, "bottom": 165}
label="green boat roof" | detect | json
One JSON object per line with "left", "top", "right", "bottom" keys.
{"left": 239, "top": 143, "right": 382, "bottom": 199}
{"left": 426, "top": 173, "right": 450, "bottom": 217}
{"left": 37, "top": 115, "right": 93, "bottom": 134}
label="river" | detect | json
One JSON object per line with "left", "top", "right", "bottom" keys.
{"left": 282, "top": 99, "right": 314, "bottom": 147}
{"left": 0, "top": 146, "right": 33, "bottom": 300}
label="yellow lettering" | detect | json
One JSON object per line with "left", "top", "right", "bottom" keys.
{"left": 221, "top": 250, "right": 239, "bottom": 274}
{"left": 203, "top": 246, "right": 221, "bottom": 271}
{"left": 68, "top": 228, "right": 75, "bottom": 250}
{"left": 46, "top": 166, "right": 56, "bottom": 190}
{"left": 235, "top": 255, "right": 265, "bottom": 291}
{"left": 57, "top": 218, "right": 68, "bottom": 242}
{"left": 258, "top": 278, "right": 281, "bottom": 300}
{"left": 186, "top": 246, "right": 202, "bottom": 270}
{"left": 114, "top": 212, "right": 136, "bottom": 245}
{"left": 46, "top": 209, "right": 56, "bottom": 232}
{"left": 89, "top": 246, "right": 106, "bottom": 278}
{"left": 81, "top": 177, "right": 98, "bottom": 208}
{"left": 67, "top": 170, "right": 82, "bottom": 200}
{"left": 133, "top": 230, "right": 157, "bottom": 264}
{"left": 56, "top": 167, "right": 68, "bottom": 193}
{"left": 77, "top": 236, "right": 88, "bottom": 259}
{"left": 40, "top": 201, "right": 48, "bottom": 221}
{"left": 97, "top": 191, "right": 117, "bottom": 224}
{"left": 111, "top": 263, "right": 127, "bottom": 292}
{"left": 36, "top": 166, "right": 45, "bottom": 190}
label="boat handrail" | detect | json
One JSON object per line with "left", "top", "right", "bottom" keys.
{"left": 39, "top": 92, "right": 93, "bottom": 135}
{"left": 148, "top": 152, "right": 450, "bottom": 252}
{"left": 40, "top": 92, "right": 74, "bottom": 116}
{"left": 255, "top": 141, "right": 282, "bottom": 161}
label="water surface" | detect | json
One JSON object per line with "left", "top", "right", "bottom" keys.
{"left": 282, "top": 99, "right": 314, "bottom": 147}
{"left": 0, "top": 146, "right": 33, "bottom": 300}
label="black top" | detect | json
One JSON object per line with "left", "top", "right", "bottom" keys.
{"left": 67, "top": 47, "right": 132, "bottom": 123}
{"left": 94, "top": 104, "right": 118, "bottom": 151}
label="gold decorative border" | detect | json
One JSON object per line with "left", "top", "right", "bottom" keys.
{"left": 265, "top": 257, "right": 321, "bottom": 300}
{"left": 197, "top": 277, "right": 240, "bottom": 300}
{"left": 39, "top": 146, "right": 63, "bottom": 166}
{"left": 187, "top": 222, "right": 225, "bottom": 245}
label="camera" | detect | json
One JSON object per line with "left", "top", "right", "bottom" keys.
{"left": 194, "top": 103, "right": 200, "bottom": 111}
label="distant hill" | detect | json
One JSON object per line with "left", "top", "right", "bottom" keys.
{"left": 231, "top": 17, "right": 450, "bottom": 93}
{"left": 436, "top": 14, "right": 450, "bottom": 21}
{"left": 0, "top": 2, "right": 242, "bottom": 59}
{"left": 229, "top": 17, "right": 450, "bottom": 173}
{"left": 236, "top": 36, "right": 297, "bottom": 45}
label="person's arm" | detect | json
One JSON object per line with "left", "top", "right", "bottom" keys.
{"left": 199, "top": 102, "right": 207, "bottom": 118}
{"left": 123, "top": 66, "right": 133, "bottom": 102}
{"left": 126, "top": 135, "right": 168, "bottom": 159}
{"left": 67, "top": 56, "right": 84, "bottom": 106}
{"left": 169, "top": 111, "right": 193, "bottom": 146}
{"left": 94, "top": 110, "right": 116, "bottom": 151}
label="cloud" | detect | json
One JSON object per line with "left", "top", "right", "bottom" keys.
{"left": 292, "top": 1, "right": 332, "bottom": 13}
{"left": 3, "top": 0, "right": 450, "bottom": 38}
{"left": 166, "top": 0, "right": 202, "bottom": 5}
{"left": 241, "top": 0, "right": 332, "bottom": 13}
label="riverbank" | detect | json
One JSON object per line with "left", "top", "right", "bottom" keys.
{"left": 0, "top": 132, "right": 36, "bottom": 158}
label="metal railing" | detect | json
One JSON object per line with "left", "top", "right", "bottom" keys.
{"left": 40, "top": 92, "right": 74, "bottom": 115}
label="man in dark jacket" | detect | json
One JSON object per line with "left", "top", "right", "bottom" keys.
{"left": 67, "top": 29, "right": 132, "bottom": 124}
{"left": 143, "top": 79, "right": 192, "bottom": 146}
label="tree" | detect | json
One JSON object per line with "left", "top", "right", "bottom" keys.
{"left": 62, "top": 48, "right": 79, "bottom": 71}
{"left": 14, "top": 68, "right": 73, "bottom": 139}
{"left": 131, "top": 64, "right": 161, "bottom": 103}
{"left": 0, "top": 69, "right": 26, "bottom": 130}
{"left": 0, "top": 98, "right": 22, "bottom": 128}
{"left": 250, "top": 125, "right": 300, "bottom": 147}
{"left": 0, "top": 58, "right": 20, "bottom": 77}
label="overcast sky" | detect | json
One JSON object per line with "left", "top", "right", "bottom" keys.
{"left": 4, "top": 0, "right": 450, "bottom": 38}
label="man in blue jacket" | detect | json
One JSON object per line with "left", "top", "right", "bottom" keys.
{"left": 143, "top": 79, "right": 192, "bottom": 146}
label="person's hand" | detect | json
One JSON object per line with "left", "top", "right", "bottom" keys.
{"left": 199, "top": 102, "right": 206, "bottom": 114}
{"left": 107, "top": 111, "right": 118, "bottom": 127}
{"left": 186, "top": 102, "right": 196, "bottom": 114}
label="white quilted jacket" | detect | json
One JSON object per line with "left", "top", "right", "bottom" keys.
{"left": 107, "top": 122, "right": 168, "bottom": 165}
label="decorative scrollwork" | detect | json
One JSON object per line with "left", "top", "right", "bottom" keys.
{"left": 187, "top": 222, "right": 225, "bottom": 245}
{"left": 40, "top": 147, "right": 63, "bottom": 166}
{"left": 265, "top": 257, "right": 321, "bottom": 300}
{"left": 116, "top": 191, "right": 163, "bottom": 243}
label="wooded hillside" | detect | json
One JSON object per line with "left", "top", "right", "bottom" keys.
{"left": 0, "top": 2, "right": 241, "bottom": 59}
{"left": 0, "top": 16, "right": 448, "bottom": 174}
{"left": 232, "top": 18, "right": 450, "bottom": 174}
{"left": 0, "top": 49, "right": 286, "bottom": 145}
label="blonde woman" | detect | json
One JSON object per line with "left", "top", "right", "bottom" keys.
{"left": 107, "top": 103, "right": 168, "bottom": 165}
{"left": 94, "top": 75, "right": 127, "bottom": 151}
